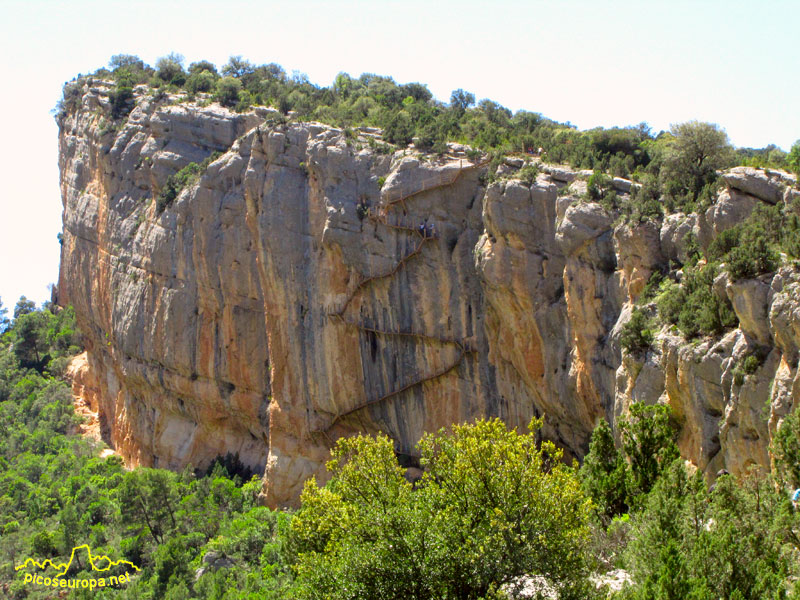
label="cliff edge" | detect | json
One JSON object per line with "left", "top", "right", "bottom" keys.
{"left": 57, "top": 79, "right": 799, "bottom": 506}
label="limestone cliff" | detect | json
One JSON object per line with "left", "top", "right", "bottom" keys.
{"left": 57, "top": 79, "right": 799, "bottom": 506}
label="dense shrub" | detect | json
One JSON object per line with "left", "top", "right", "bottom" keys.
{"left": 186, "top": 69, "right": 217, "bottom": 93}
{"left": 109, "top": 54, "right": 152, "bottom": 88}
{"left": 706, "top": 227, "right": 741, "bottom": 262}
{"left": 705, "top": 203, "right": 793, "bottom": 281}
{"left": 621, "top": 464, "right": 796, "bottom": 600}
{"left": 656, "top": 263, "right": 738, "bottom": 338}
{"left": 290, "top": 419, "right": 595, "bottom": 599}
{"left": 621, "top": 308, "right": 654, "bottom": 354}
{"left": 624, "top": 174, "right": 663, "bottom": 222}
{"left": 580, "top": 419, "right": 629, "bottom": 523}
{"left": 3, "top": 299, "right": 799, "bottom": 599}
{"left": 516, "top": 163, "right": 540, "bottom": 185}
{"left": 587, "top": 170, "right": 613, "bottom": 201}
{"left": 214, "top": 76, "right": 241, "bottom": 108}
{"left": 736, "top": 144, "right": 789, "bottom": 170}
{"left": 382, "top": 110, "right": 414, "bottom": 146}
{"left": 619, "top": 403, "right": 679, "bottom": 501}
{"left": 788, "top": 140, "right": 800, "bottom": 177}
{"left": 658, "top": 121, "right": 734, "bottom": 207}
{"left": 155, "top": 52, "right": 186, "bottom": 86}
{"left": 727, "top": 235, "right": 778, "bottom": 280}
{"left": 188, "top": 60, "right": 218, "bottom": 76}
{"left": 0, "top": 307, "right": 292, "bottom": 598}
{"left": 109, "top": 85, "right": 134, "bottom": 120}
{"left": 156, "top": 152, "right": 221, "bottom": 213}
{"left": 732, "top": 349, "right": 768, "bottom": 387}
{"left": 62, "top": 53, "right": 794, "bottom": 230}
{"left": 772, "top": 409, "right": 800, "bottom": 489}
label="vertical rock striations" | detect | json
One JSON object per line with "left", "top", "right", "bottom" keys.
{"left": 58, "top": 81, "right": 799, "bottom": 506}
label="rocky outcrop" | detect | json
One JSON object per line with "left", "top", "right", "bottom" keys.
{"left": 721, "top": 166, "right": 796, "bottom": 205}
{"left": 58, "top": 79, "right": 800, "bottom": 506}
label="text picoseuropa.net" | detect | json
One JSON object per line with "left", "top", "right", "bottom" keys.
{"left": 23, "top": 571, "right": 132, "bottom": 589}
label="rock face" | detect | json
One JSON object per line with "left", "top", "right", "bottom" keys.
{"left": 58, "top": 80, "right": 800, "bottom": 506}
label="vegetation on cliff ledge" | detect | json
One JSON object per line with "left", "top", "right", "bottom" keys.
{"left": 58, "top": 54, "right": 800, "bottom": 208}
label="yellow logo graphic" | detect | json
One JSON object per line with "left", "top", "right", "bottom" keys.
{"left": 16, "top": 544, "right": 140, "bottom": 590}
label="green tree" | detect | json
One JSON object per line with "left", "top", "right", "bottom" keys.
{"left": 450, "top": 88, "right": 476, "bottom": 115}
{"left": 658, "top": 262, "right": 738, "bottom": 338}
{"left": 12, "top": 310, "right": 50, "bottom": 370}
{"left": 214, "top": 77, "right": 242, "bottom": 108}
{"left": 188, "top": 60, "right": 218, "bottom": 76}
{"left": 290, "top": 419, "right": 594, "bottom": 599}
{"left": 0, "top": 297, "right": 8, "bottom": 333}
{"left": 221, "top": 55, "right": 256, "bottom": 80}
{"left": 109, "top": 85, "right": 134, "bottom": 120}
{"left": 625, "top": 465, "right": 794, "bottom": 600}
{"left": 620, "top": 403, "right": 679, "bottom": 500}
{"left": 772, "top": 409, "right": 800, "bottom": 489}
{"left": 109, "top": 54, "right": 145, "bottom": 72}
{"left": 333, "top": 72, "right": 361, "bottom": 100}
{"left": 580, "top": 418, "right": 629, "bottom": 522}
{"left": 787, "top": 139, "right": 800, "bottom": 178}
{"left": 382, "top": 110, "right": 414, "bottom": 146}
{"left": 621, "top": 308, "right": 654, "bottom": 354}
{"left": 108, "top": 54, "right": 150, "bottom": 87}
{"left": 155, "top": 53, "right": 186, "bottom": 85}
{"left": 13, "top": 296, "right": 36, "bottom": 319}
{"left": 587, "top": 170, "right": 613, "bottom": 201}
{"left": 186, "top": 69, "right": 217, "bottom": 93}
{"left": 661, "top": 121, "right": 734, "bottom": 202}
{"left": 31, "top": 530, "right": 57, "bottom": 558}
{"left": 727, "top": 233, "right": 779, "bottom": 280}
{"left": 118, "top": 468, "right": 180, "bottom": 545}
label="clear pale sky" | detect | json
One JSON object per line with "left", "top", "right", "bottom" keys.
{"left": 0, "top": 0, "right": 797, "bottom": 309}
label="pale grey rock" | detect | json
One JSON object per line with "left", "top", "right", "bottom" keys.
{"left": 726, "top": 277, "right": 772, "bottom": 345}
{"left": 556, "top": 202, "right": 613, "bottom": 257}
{"left": 540, "top": 164, "right": 577, "bottom": 183}
{"left": 556, "top": 194, "right": 577, "bottom": 223}
{"left": 722, "top": 166, "right": 794, "bottom": 205}
{"left": 660, "top": 213, "right": 698, "bottom": 264}
{"left": 705, "top": 188, "right": 760, "bottom": 239}
{"left": 611, "top": 177, "right": 633, "bottom": 193}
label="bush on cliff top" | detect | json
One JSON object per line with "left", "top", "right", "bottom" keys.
{"left": 60, "top": 53, "right": 799, "bottom": 228}
{"left": 50, "top": 56, "right": 675, "bottom": 176}
{"left": 62, "top": 53, "right": 796, "bottom": 204}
